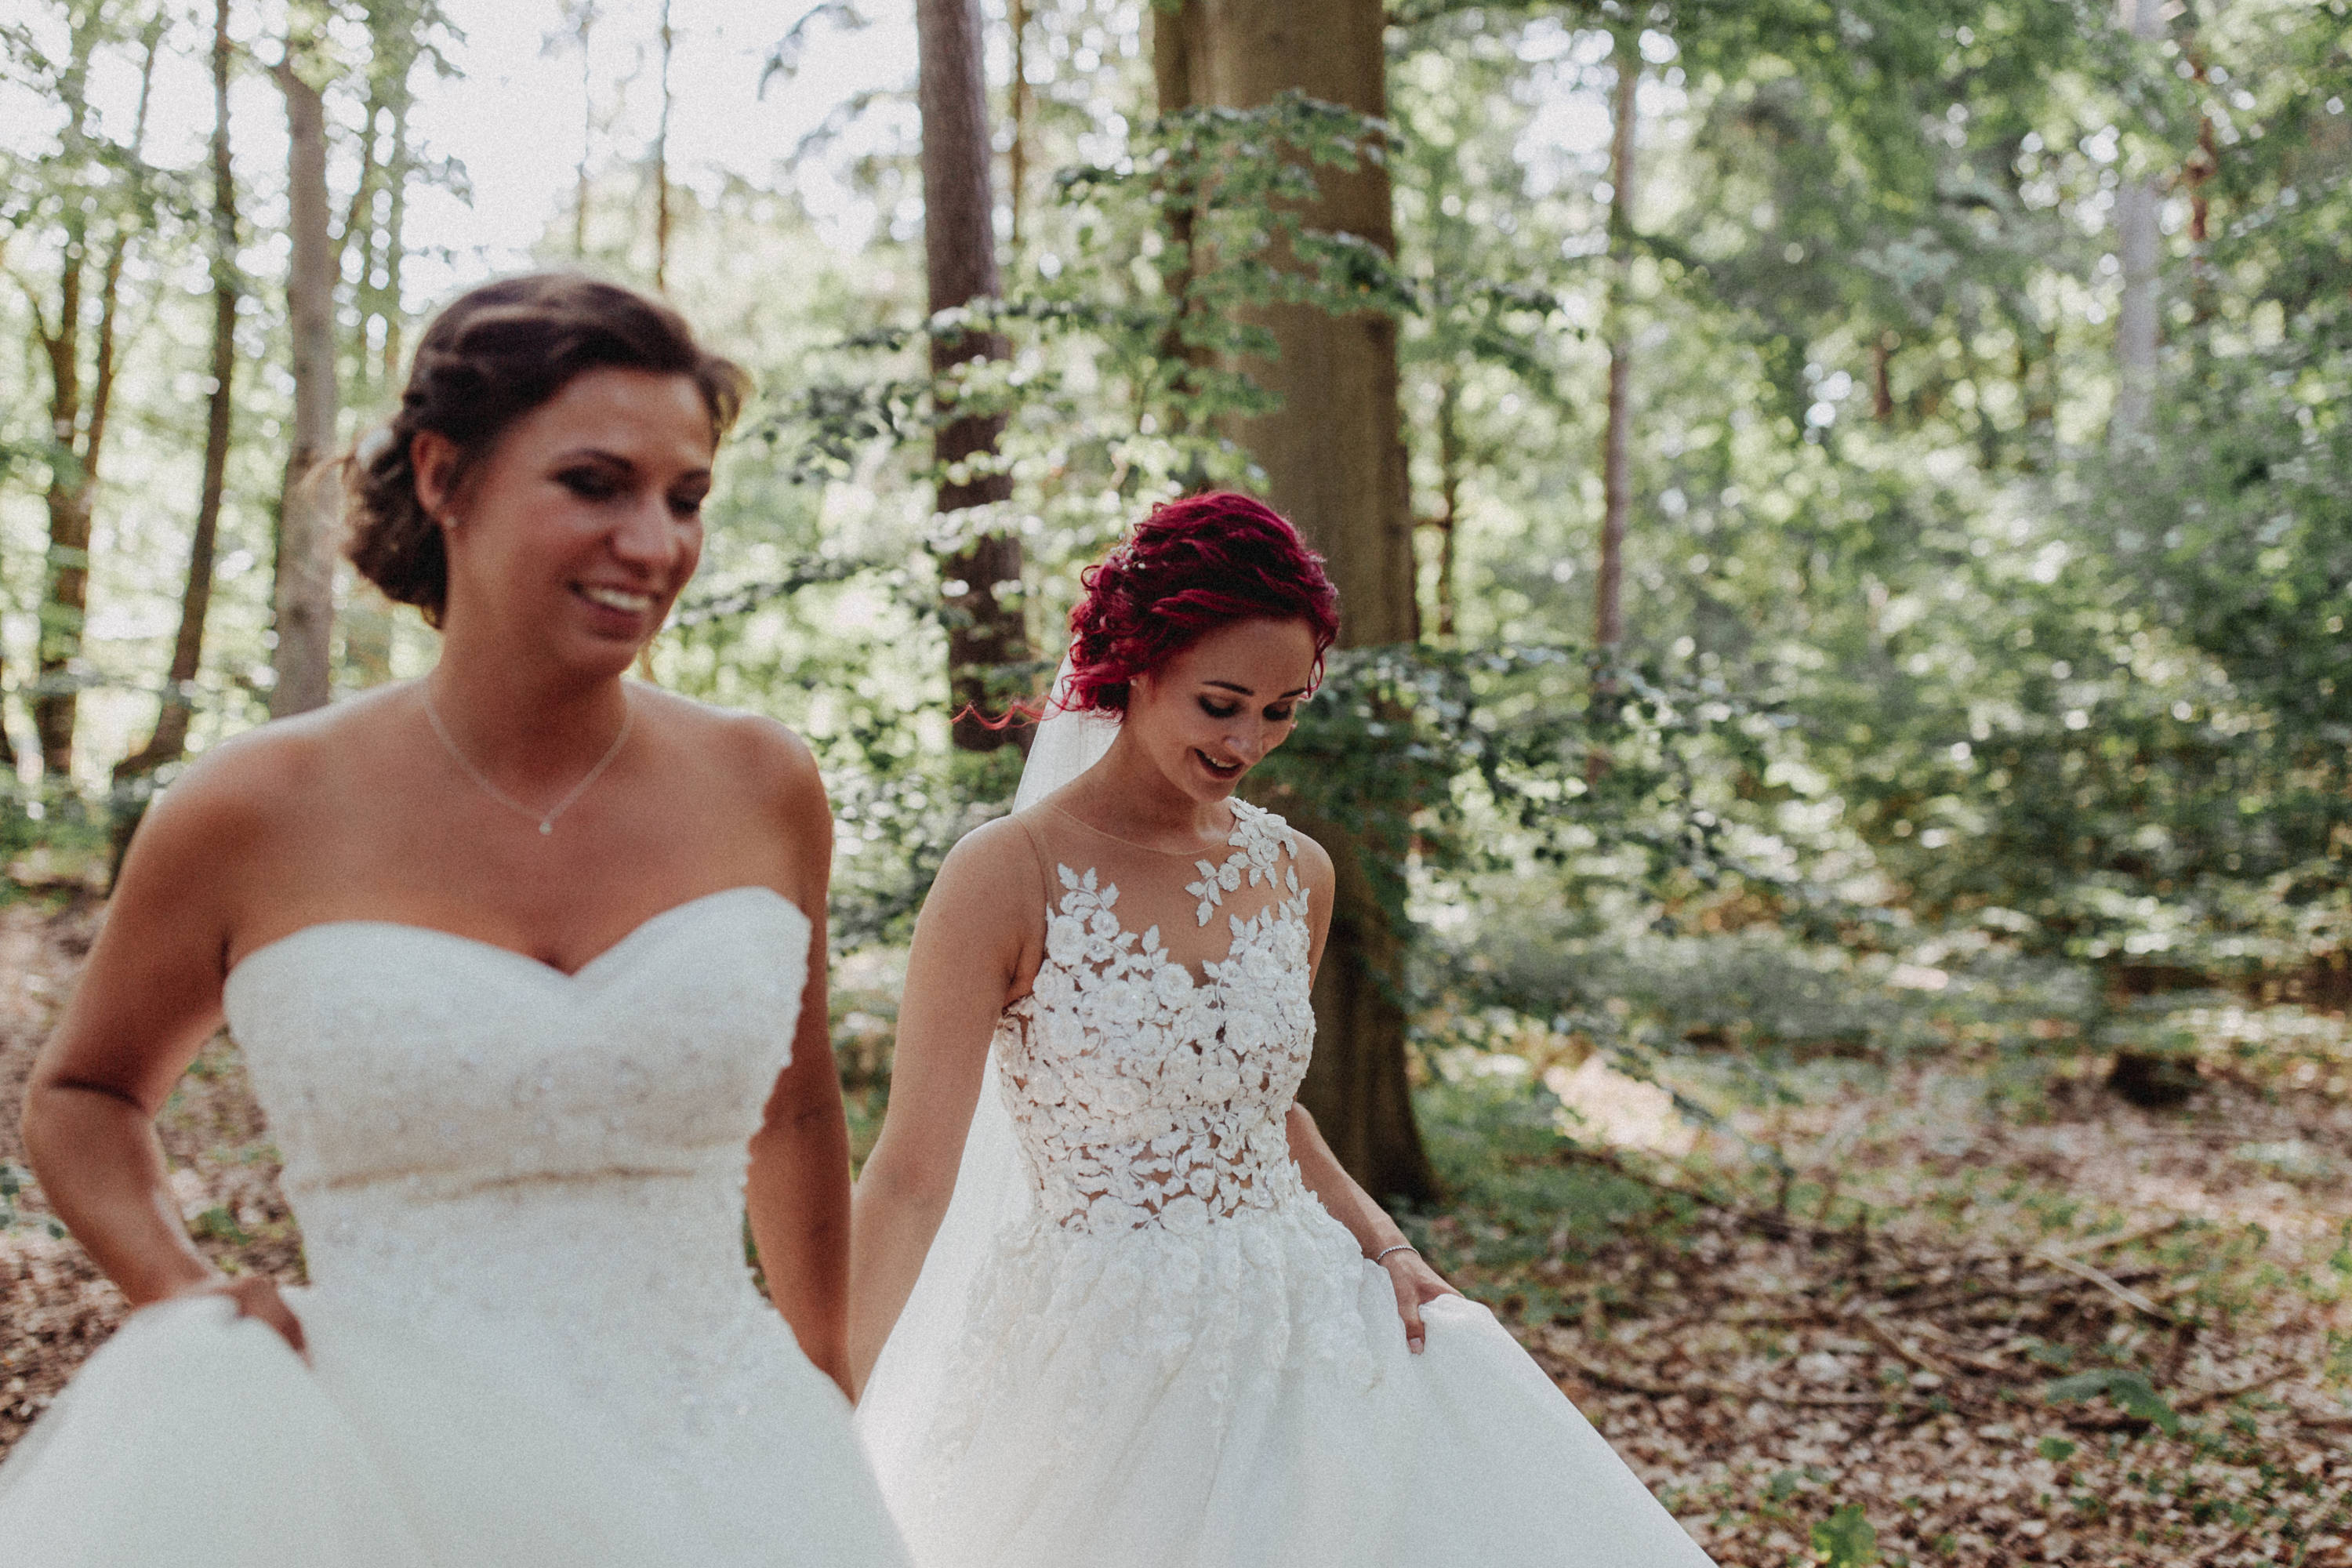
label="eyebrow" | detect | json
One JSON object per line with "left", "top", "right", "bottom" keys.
{"left": 1204, "top": 680, "right": 1311, "bottom": 699}
{"left": 554, "top": 446, "right": 711, "bottom": 483}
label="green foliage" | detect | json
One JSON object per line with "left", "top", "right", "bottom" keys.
{"left": 0, "top": 1162, "right": 64, "bottom": 1240}
{"left": 1810, "top": 1502, "right": 1880, "bottom": 1568}
{"left": 2044, "top": 1367, "right": 2183, "bottom": 1435}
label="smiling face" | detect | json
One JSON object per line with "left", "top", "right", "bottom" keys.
{"left": 1125, "top": 617, "right": 1319, "bottom": 803}
{"left": 415, "top": 366, "right": 715, "bottom": 678}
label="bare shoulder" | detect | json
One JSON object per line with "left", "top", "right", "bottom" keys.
{"left": 1272, "top": 812, "right": 1336, "bottom": 894}
{"left": 936, "top": 812, "right": 1045, "bottom": 897}
{"left": 127, "top": 688, "right": 396, "bottom": 867}
{"left": 638, "top": 686, "right": 822, "bottom": 805}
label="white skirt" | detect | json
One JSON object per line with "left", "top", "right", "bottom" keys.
{"left": 0, "top": 1290, "right": 909, "bottom": 1567}
{"left": 873, "top": 1200, "right": 1715, "bottom": 1568}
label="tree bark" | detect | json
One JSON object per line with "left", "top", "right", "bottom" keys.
{"left": 1007, "top": 0, "right": 1032, "bottom": 252}
{"left": 572, "top": 2, "right": 597, "bottom": 257}
{"left": 1427, "top": 372, "right": 1462, "bottom": 640}
{"left": 31, "top": 20, "right": 160, "bottom": 779}
{"left": 1594, "top": 27, "right": 1639, "bottom": 662}
{"left": 119, "top": 0, "right": 239, "bottom": 781}
{"left": 271, "top": 51, "right": 341, "bottom": 719}
{"left": 916, "top": 0, "right": 1028, "bottom": 750}
{"left": 2110, "top": 0, "right": 2162, "bottom": 443}
{"left": 653, "top": 0, "right": 673, "bottom": 292}
{"left": 1156, "top": 0, "right": 1436, "bottom": 1203}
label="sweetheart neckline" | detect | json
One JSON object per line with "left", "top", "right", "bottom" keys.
{"left": 224, "top": 885, "right": 804, "bottom": 990}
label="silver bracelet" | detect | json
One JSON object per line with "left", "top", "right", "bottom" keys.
{"left": 1370, "top": 1243, "right": 1417, "bottom": 1265}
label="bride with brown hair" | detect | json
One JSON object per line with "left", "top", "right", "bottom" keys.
{"left": 1, "top": 274, "right": 908, "bottom": 1566}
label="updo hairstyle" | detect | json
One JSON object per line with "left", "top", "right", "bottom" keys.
{"left": 1060, "top": 492, "right": 1341, "bottom": 715}
{"left": 345, "top": 274, "right": 750, "bottom": 626}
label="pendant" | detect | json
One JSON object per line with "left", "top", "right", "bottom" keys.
{"left": 539, "top": 821, "right": 555, "bottom": 835}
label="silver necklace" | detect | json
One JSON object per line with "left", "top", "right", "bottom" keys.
{"left": 421, "top": 686, "right": 634, "bottom": 837}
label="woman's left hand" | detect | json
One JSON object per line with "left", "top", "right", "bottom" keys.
{"left": 1378, "top": 1247, "right": 1461, "bottom": 1354}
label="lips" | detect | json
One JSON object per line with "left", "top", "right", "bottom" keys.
{"left": 1195, "top": 748, "right": 1244, "bottom": 779}
{"left": 575, "top": 582, "right": 657, "bottom": 615}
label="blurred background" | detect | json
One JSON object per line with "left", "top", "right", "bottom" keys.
{"left": 1, "top": 2, "right": 2347, "bottom": 1563}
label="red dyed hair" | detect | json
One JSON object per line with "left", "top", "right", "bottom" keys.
{"left": 1058, "top": 492, "right": 1341, "bottom": 716}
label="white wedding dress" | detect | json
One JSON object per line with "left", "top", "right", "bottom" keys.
{"left": 858, "top": 797, "right": 1715, "bottom": 1568}
{"left": 0, "top": 887, "right": 909, "bottom": 1568}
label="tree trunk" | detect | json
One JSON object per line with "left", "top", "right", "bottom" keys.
{"left": 916, "top": 0, "right": 1028, "bottom": 751}
{"left": 1427, "top": 371, "right": 1462, "bottom": 640}
{"left": 271, "top": 52, "right": 341, "bottom": 719}
{"left": 119, "top": 0, "right": 239, "bottom": 781}
{"left": 2110, "top": 0, "right": 2163, "bottom": 443}
{"left": 32, "top": 22, "right": 160, "bottom": 780}
{"left": 1594, "top": 27, "right": 1639, "bottom": 663}
{"left": 573, "top": 2, "right": 597, "bottom": 257}
{"left": 1007, "top": 0, "right": 1031, "bottom": 251}
{"left": 652, "top": 0, "right": 673, "bottom": 291}
{"left": 1156, "top": 0, "right": 1436, "bottom": 1203}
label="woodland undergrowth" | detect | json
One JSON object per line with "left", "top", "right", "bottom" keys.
{"left": 3, "top": 894, "right": 2347, "bottom": 1567}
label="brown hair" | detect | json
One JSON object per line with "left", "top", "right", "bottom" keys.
{"left": 344, "top": 274, "right": 750, "bottom": 626}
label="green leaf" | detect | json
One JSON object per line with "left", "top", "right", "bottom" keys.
{"left": 2036, "top": 1436, "right": 2078, "bottom": 1462}
{"left": 2043, "top": 1368, "right": 2180, "bottom": 1434}
{"left": 1811, "top": 1502, "right": 1880, "bottom": 1566}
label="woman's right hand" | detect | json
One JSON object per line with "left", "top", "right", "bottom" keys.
{"left": 169, "top": 1275, "right": 307, "bottom": 1359}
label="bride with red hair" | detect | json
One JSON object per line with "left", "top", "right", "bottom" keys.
{"left": 849, "top": 492, "right": 1715, "bottom": 1566}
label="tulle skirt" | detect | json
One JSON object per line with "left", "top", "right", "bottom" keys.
{"left": 0, "top": 1289, "right": 910, "bottom": 1567}
{"left": 871, "top": 1200, "right": 1715, "bottom": 1568}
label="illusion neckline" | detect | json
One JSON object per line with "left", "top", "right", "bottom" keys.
{"left": 1042, "top": 798, "right": 1247, "bottom": 860}
{"left": 225, "top": 884, "right": 803, "bottom": 989}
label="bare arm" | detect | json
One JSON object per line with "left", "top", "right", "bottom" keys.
{"left": 844, "top": 818, "right": 1039, "bottom": 1396}
{"left": 20, "top": 742, "right": 308, "bottom": 1349}
{"left": 742, "top": 735, "right": 857, "bottom": 1396}
{"left": 1280, "top": 833, "right": 1459, "bottom": 1352}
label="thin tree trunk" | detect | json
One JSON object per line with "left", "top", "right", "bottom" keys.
{"left": 1872, "top": 332, "right": 1895, "bottom": 425}
{"left": 653, "top": 0, "right": 673, "bottom": 292}
{"left": 575, "top": 2, "right": 597, "bottom": 257}
{"left": 1007, "top": 0, "right": 1032, "bottom": 252}
{"left": 119, "top": 0, "right": 239, "bottom": 780}
{"left": 1594, "top": 27, "right": 1638, "bottom": 662}
{"left": 1157, "top": 0, "right": 1435, "bottom": 1203}
{"left": 33, "top": 22, "right": 160, "bottom": 779}
{"left": 2110, "top": 0, "right": 2163, "bottom": 442}
{"left": 1429, "top": 372, "right": 1461, "bottom": 640}
{"left": 917, "top": 0, "right": 1028, "bottom": 751}
{"left": 272, "top": 51, "right": 341, "bottom": 718}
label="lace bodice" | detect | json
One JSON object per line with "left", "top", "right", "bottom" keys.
{"left": 993, "top": 800, "right": 1317, "bottom": 1234}
{"left": 219, "top": 887, "right": 818, "bottom": 1494}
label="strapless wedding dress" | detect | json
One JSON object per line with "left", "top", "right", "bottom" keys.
{"left": 0, "top": 887, "right": 909, "bottom": 1567}
{"left": 860, "top": 804, "right": 1714, "bottom": 1567}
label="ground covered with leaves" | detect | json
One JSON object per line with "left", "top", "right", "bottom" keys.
{"left": 3, "top": 895, "right": 2347, "bottom": 1565}
{"left": 1413, "top": 1038, "right": 2352, "bottom": 1566}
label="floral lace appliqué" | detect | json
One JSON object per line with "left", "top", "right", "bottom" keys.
{"left": 1182, "top": 800, "right": 1301, "bottom": 926}
{"left": 998, "top": 801, "right": 1316, "bottom": 1236}
{"left": 930, "top": 804, "right": 1375, "bottom": 1475}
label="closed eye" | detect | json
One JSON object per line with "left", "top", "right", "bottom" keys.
{"left": 558, "top": 466, "right": 621, "bottom": 501}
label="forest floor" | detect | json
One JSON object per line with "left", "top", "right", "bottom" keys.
{"left": 3, "top": 892, "right": 2348, "bottom": 1565}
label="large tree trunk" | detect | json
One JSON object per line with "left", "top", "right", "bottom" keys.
{"left": 916, "top": 0, "right": 1029, "bottom": 750}
{"left": 118, "top": 0, "right": 239, "bottom": 781}
{"left": 2110, "top": 0, "right": 2162, "bottom": 443}
{"left": 271, "top": 52, "right": 341, "bottom": 719}
{"left": 1157, "top": 0, "right": 1436, "bottom": 1203}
